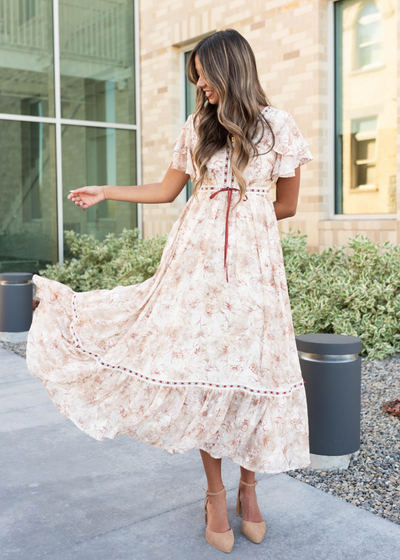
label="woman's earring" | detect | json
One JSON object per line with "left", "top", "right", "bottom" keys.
{"left": 204, "top": 99, "right": 209, "bottom": 107}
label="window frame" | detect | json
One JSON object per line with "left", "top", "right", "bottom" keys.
{"left": 328, "top": 0, "right": 396, "bottom": 220}
{"left": 179, "top": 44, "right": 195, "bottom": 202}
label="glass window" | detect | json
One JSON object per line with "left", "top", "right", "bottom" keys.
{"left": 357, "top": 2, "right": 382, "bottom": 69}
{"left": 351, "top": 116, "right": 377, "bottom": 190}
{"left": 185, "top": 51, "right": 196, "bottom": 116}
{"left": 184, "top": 50, "right": 196, "bottom": 200}
{"left": 0, "top": 119, "right": 57, "bottom": 272}
{"left": 334, "top": 0, "right": 397, "bottom": 214}
{"left": 0, "top": 0, "right": 139, "bottom": 272}
{"left": 62, "top": 125, "right": 137, "bottom": 259}
{"left": 59, "top": 0, "right": 136, "bottom": 124}
{"left": 0, "top": 0, "right": 55, "bottom": 117}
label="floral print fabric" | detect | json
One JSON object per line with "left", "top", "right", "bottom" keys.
{"left": 26, "top": 105, "right": 314, "bottom": 473}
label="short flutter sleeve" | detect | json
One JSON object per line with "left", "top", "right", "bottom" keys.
{"left": 171, "top": 114, "right": 197, "bottom": 183}
{"left": 271, "top": 112, "right": 313, "bottom": 184}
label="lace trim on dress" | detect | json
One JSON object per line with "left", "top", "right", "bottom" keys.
{"left": 69, "top": 292, "right": 305, "bottom": 398}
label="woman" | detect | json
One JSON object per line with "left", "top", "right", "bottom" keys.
{"left": 26, "top": 29, "right": 313, "bottom": 554}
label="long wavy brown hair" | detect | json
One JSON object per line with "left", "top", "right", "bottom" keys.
{"left": 186, "top": 29, "right": 276, "bottom": 210}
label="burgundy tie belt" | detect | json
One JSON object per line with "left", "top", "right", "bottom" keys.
{"left": 209, "top": 148, "right": 248, "bottom": 283}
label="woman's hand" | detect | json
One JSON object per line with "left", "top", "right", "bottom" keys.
{"left": 67, "top": 186, "right": 105, "bottom": 209}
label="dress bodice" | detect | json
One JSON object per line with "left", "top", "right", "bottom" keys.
{"left": 171, "top": 105, "right": 313, "bottom": 191}
{"left": 199, "top": 142, "right": 276, "bottom": 192}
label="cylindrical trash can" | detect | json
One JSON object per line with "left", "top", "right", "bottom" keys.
{"left": 0, "top": 272, "right": 33, "bottom": 342}
{"left": 296, "top": 333, "right": 362, "bottom": 470}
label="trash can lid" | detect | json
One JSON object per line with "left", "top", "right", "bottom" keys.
{"left": 296, "top": 333, "right": 362, "bottom": 355}
{"left": 0, "top": 272, "right": 33, "bottom": 282}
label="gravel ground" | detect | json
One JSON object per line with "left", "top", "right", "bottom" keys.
{"left": 1, "top": 340, "right": 399, "bottom": 525}
{"left": 0, "top": 340, "right": 27, "bottom": 359}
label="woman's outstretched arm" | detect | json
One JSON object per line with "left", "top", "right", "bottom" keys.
{"left": 68, "top": 165, "right": 190, "bottom": 210}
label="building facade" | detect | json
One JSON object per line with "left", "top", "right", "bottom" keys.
{"left": 0, "top": 0, "right": 398, "bottom": 273}
{"left": 140, "top": 0, "right": 399, "bottom": 251}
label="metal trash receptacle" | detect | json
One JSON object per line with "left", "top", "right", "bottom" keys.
{"left": 296, "top": 333, "right": 362, "bottom": 470}
{"left": 0, "top": 272, "right": 33, "bottom": 342}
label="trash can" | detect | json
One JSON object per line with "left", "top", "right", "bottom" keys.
{"left": 0, "top": 272, "right": 33, "bottom": 342}
{"left": 296, "top": 333, "right": 362, "bottom": 470}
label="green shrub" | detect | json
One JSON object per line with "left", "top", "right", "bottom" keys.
{"left": 39, "top": 228, "right": 167, "bottom": 292}
{"left": 40, "top": 228, "right": 400, "bottom": 361}
{"left": 282, "top": 229, "right": 400, "bottom": 361}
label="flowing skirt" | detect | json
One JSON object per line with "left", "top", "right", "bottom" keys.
{"left": 26, "top": 186, "right": 310, "bottom": 473}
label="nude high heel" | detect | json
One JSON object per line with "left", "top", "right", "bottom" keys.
{"left": 236, "top": 478, "right": 266, "bottom": 544}
{"left": 204, "top": 486, "right": 234, "bottom": 553}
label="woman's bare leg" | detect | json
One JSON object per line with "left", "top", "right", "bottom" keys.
{"left": 200, "top": 450, "right": 230, "bottom": 532}
{"left": 239, "top": 466, "right": 264, "bottom": 522}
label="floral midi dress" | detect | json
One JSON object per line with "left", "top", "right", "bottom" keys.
{"left": 26, "top": 105, "right": 314, "bottom": 474}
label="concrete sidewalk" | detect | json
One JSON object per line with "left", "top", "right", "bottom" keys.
{"left": 1, "top": 346, "right": 399, "bottom": 560}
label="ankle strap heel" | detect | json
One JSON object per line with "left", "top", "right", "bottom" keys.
{"left": 239, "top": 478, "right": 258, "bottom": 487}
{"left": 203, "top": 485, "right": 234, "bottom": 553}
{"left": 236, "top": 478, "right": 266, "bottom": 544}
{"left": 204, "top": 486, "right": 226, "bottom": 497}
{"left": 203, "top": 486, "right": 226, "bottom": 523}
{"left": 236, "top": 479, "right": 258, "bottom": 515}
